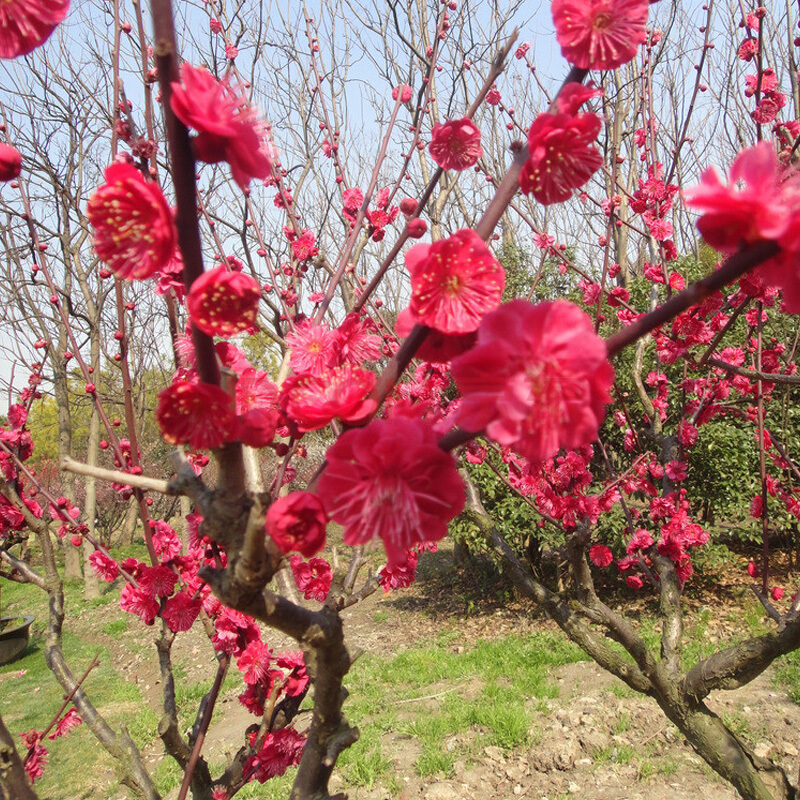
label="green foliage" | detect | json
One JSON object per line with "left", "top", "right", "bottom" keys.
{"left": 685, "top": 421, "right": 757, "bottom": 533}
{"left": 595, "top": 254, "right": 800, "bottom": 554}
{"left": 496, "top": 239, "right": 536, "bottom": 301}
{"left": 451, "top": 453, "right": 547, "bottom": 562}
{"left": 240, "top": 330, "right": 284, "bottom": 375}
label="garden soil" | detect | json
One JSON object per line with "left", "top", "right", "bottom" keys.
{"left": 93, "top": 541, "right": 800, "bottom": 800}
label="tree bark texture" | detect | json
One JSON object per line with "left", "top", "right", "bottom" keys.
{"left": 0, "top": 712, "right": 38, "bottom": 800}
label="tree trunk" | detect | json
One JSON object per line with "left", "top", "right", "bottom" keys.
{"left": 656, "top": 694, "right": 796, "bottom": 800}
{"left": 117, "top": 497, "right": 139, "bottom": 547}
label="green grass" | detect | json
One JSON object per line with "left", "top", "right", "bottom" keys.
{"left": 102, "top": 618, "right": 128, "bottom": 636}
{"left": 607, "top": 681, "right": 635, "bottom": 699}
{"left": 415, "top": 748, "right": 455, "bottom": 778}
{"left": 341, "top": 631, "right": 587, "bottom": 783}
{"left": 338, "top": 738, "right": 393, "bottom": 786}
{"left": 235, "top": 770, "right": 297, "bottom": 799}
{"left": 774, "top": 649, "right": 800, "bottom": 704}
{"left": 0, "top": 569, "right": 163, "bottom": 799}
{"left": 612, "top": 712, "right": 631, "bottom": 735}
{"left": 594, "top": 743, "right": 636, "bottom": 766}
{"left": 0, "top": 624, "right": 151, "bottom": 799}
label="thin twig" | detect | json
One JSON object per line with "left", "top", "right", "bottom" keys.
{"left": 393, "top": 685, "right": 463, "bottom": 705}
{"left": 176, "top": 656, "right": 230, "bottom": 800}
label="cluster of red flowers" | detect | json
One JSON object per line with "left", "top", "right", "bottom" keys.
{"left": 156, "top": 337, "right": 281, "bottom": 451}
{"left": 453, "top": 300, "right": 614, "bottom": 466}
{"left": 316, "top": 416, "right": 465, "bottom": 566}
{"left": 20, "top": 709, "right": 82, "bottom": 784}
{"left": 365, "top": 186, "right": 400, "bottom": 242}
{"left": 170, "top": 63, "right": 273, "bottom": 190}
{"left": 290, "top": 555, "right": 333, "bottom": 601}
{"left": 280, "top": 313, "right": 381, "bottom": 432}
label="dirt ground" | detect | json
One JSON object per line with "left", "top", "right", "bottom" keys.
{"left": 335, "top": 661, "right": 800, "bottom": 800}
{"left": 329, "top": 552, "right": 800, "bottom": 800}
{"left": 94, "top": 542, "right": 800, "bottom": 800}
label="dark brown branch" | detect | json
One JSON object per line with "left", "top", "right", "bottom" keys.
{"left": 176, "top": 656, "right": 228, "bottom": 800}
{"left": 606, "top": 241, "right": 780, "bottom": 358}
{"left": 0, "top": 551, "right": 45, "bottom": 590}
{"left": 653, "top": 554, "right": 684, "bottom": 674}
{"left": 156, "top": 625, "right": 213, "bottom": 793}
{"left": 0, "top": 711, "right": 39, "bottom": 800}
{"left": 150, "top": 0, "right": 219, "bottom": 386}
{"left": 704, "top": 357, "right": 800, "bottom": 385}
{"left": 199, "top": 570, "right": 357, "bottom": 800}
{"left": 459, "top": 470, "right": 651, "bottom": 694}
{"left": 683, "top": 615, "right": 800, "bottom": 700}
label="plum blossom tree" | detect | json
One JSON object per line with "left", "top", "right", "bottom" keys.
{"left": 2, "top": 2, "right": 800, "bottom": 800}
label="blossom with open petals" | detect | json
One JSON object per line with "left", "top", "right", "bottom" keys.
{"left": 236, "top": 367, "right": 278, "bottom": 413}
{"left": 0, "top": 0, "right": 70, "bottom": 59}
{"left": 290, "top": 556, "right": 332, "bottom": 601}
{"left": 552, "top": 0, "right": 649, "bottom": 70}
{"left": 48, "top": 709, "right": 81, "bottom": 741}
{"left": 451, "top": 300, "right": 613, "bottom": 465}
{"left": 19, "top": 731, "right": 47, "bottom": 782}
{"left": 429, "top": 118, "right": 482, "bottom": 171}
{"left": 683, "top": 142, "right": 800, "bottom": 312}
{"left": 236, "top": 640, "right": 273, "bottom": 685}
{"left": 87, "top": 163, "right": 175, "bottom": 279}
{"left": 406, "top": 229, "right": 505, "bottom": 334}
{"left": 171, "top": 63, "right": 273, "bottom": 189}
{"left": 162, "top": 592, "right": 202, "bottom": 632}
{"left": 682, "top": 142, "right": 792, "bottom": 252}
{"left": 285, "top": 321, "right": 338, "bottom": 375}
{"left": 245, "top": 728, "right": 305, "bottom": 783}
{"left": 317, "top": 416, "right": 465, "bottom": 566}
{"left": 186, "top": 264, "right": 260, "bottom": 337}
{"left": 266, "top": 491, "right": 327, "bottom": 557}
{"left": 333, "top": 313, "right": 382, "bottom": 365}
{"left": 378, "top": 549, "right": 418, "bottom": 592}
{"left": 589, "top": 543, "right": 613, "bottom": 567}
{"left": 120, "top": 583, "right": 159, "bottom": 625}
{"left": 281, "top": 364, "right": 376, "bottom": 431}
{"left": 520, "top": 88, "right": 602, "bottom": 205}
{"left": 88, "top": 550, "right": 119, "bottom": 582}
{"left": 156, "top": 380, "right": 237, "bottom": 449}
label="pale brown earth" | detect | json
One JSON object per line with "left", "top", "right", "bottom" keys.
{"left": 70, "top": 542, "right": 800, "bottom": 800}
